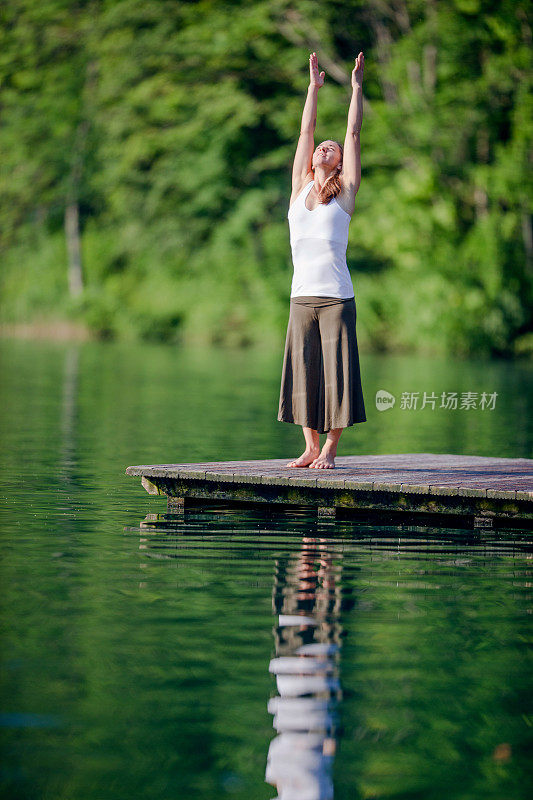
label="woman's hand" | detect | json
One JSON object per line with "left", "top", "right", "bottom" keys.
{"left": 351, "top": 51, "right": 364, "bottom": 89}
{"left": 309, "top": 52, "right": 325, "bottom": 89}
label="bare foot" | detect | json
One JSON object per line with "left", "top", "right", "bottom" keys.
{"left": 285, "top": 448, "right": 320, "bottom": 468}
{"left": 309, "top": 451, "right": 336, "bottom": 469}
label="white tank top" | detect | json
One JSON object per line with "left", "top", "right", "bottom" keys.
{"left": 288, "top": 180, "right": 354, "bottom": 299}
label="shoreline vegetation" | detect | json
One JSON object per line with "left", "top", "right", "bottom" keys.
{"left": 1, "top": 1, "right": 531, "bottom": 358}
{"left": 0, "top": 320, "right": 93, "bottom": 342}
{"left": 2, "top": 316, "right": 532, "bottom": 361}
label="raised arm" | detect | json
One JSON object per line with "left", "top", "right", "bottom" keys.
{"left": 340, "top": 52, "right": 364, "bottom": 215}
{"left": 290, "top": 53, "right": 324, "bottom": 202}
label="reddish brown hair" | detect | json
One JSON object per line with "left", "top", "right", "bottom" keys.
{"left": 313, "top": 141, "right": 343, "bottom": 204}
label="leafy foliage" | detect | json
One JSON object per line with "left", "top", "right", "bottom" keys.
{"left": 0, "top": 0, "right": 531, "bottom": 355}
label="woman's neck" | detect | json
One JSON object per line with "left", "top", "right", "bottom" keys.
{"left": 313, "top": 165, "right": 335, "bottom": 191}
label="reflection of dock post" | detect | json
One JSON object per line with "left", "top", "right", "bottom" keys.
{"left": 318, "top": 506, "right": 336, "bottom": 517}
{"left": 167, "top": 496, "right": 186, "bottom": 514}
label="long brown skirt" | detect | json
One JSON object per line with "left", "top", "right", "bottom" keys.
{"left": 277, "top": 296, "right": 367, "bottom": 434}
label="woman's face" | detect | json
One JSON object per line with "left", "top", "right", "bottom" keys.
{"left": 312, "top": 141, "right": 341, "bottom": 171}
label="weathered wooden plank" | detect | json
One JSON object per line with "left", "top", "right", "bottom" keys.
{"left": 457, "top": 487, "right": 488, "bottom": 498}
{"left": 177, "top": 469, "right": 206, "bottom": 480}
{"left": 373, "top": 481, "right": 403, "bottom": 492}
{"left": 234, "top": 473, "right": 263, "bottom": 484}
{"left": 344, "top": 480, "right": 374, "bottom": 491}
{"left": 486, "top": 488, "right": 517, "bottom": 499}
{"left": 400, "top": 483, "right": 431, "bottom": 494}
{"left": 204, "top": 471, "right": 234, "bottom": 483}
{"left": 288, "top": 476, "right": 318, "bottom": 487}
{"left": 315, "top": 477, "right": 346, "bottom": 489}
{"left": 262, "top": 475, "right": 293, "bottom": 486}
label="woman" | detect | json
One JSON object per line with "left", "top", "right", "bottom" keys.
{"left": 278, "top": 51, "right": 367, "bottom": 470}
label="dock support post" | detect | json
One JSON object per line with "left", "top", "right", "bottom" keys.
{"left": 318, "top": 506, "right": 336, "bottom": 518}
{"left": 141, "top": 476, "right": 162, "bottom": 495}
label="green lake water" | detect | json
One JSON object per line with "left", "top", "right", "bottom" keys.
{"left": 0, "top": 339, "right": 532, "bottom": 799}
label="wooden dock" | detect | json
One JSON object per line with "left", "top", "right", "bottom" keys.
{"left": 126, "top": 453, "right": 533, "bottom": 529}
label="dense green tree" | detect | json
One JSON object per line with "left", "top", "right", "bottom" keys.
{"left": 0, "top": 0, "right": 531, "bottom": 355}
{"left": 0, "top": 0, "right": 102, "bottom": 296}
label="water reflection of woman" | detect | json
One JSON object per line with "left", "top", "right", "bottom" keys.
{"left": 265, "top": 537, "right": 355, "bottom": 799}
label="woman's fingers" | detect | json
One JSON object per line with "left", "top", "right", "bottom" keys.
{"left": 309, "top": 52, "right": 325, "bottom": 86}
{"left": 351, "top": 52, "right": 364, "bottom": 87}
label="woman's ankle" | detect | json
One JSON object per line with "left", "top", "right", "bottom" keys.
{"left": 322, "top": 441, "right": 338, "bottom": 456}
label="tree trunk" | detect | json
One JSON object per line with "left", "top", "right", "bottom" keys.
{"left": 65, "top": 201, "right": 83, "bottom": 297}
{"left": 522, "top": 210, "right": 532, "bottom": 277}
{"left": 63, "top": 60, "right": 97, "bottom": 300}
